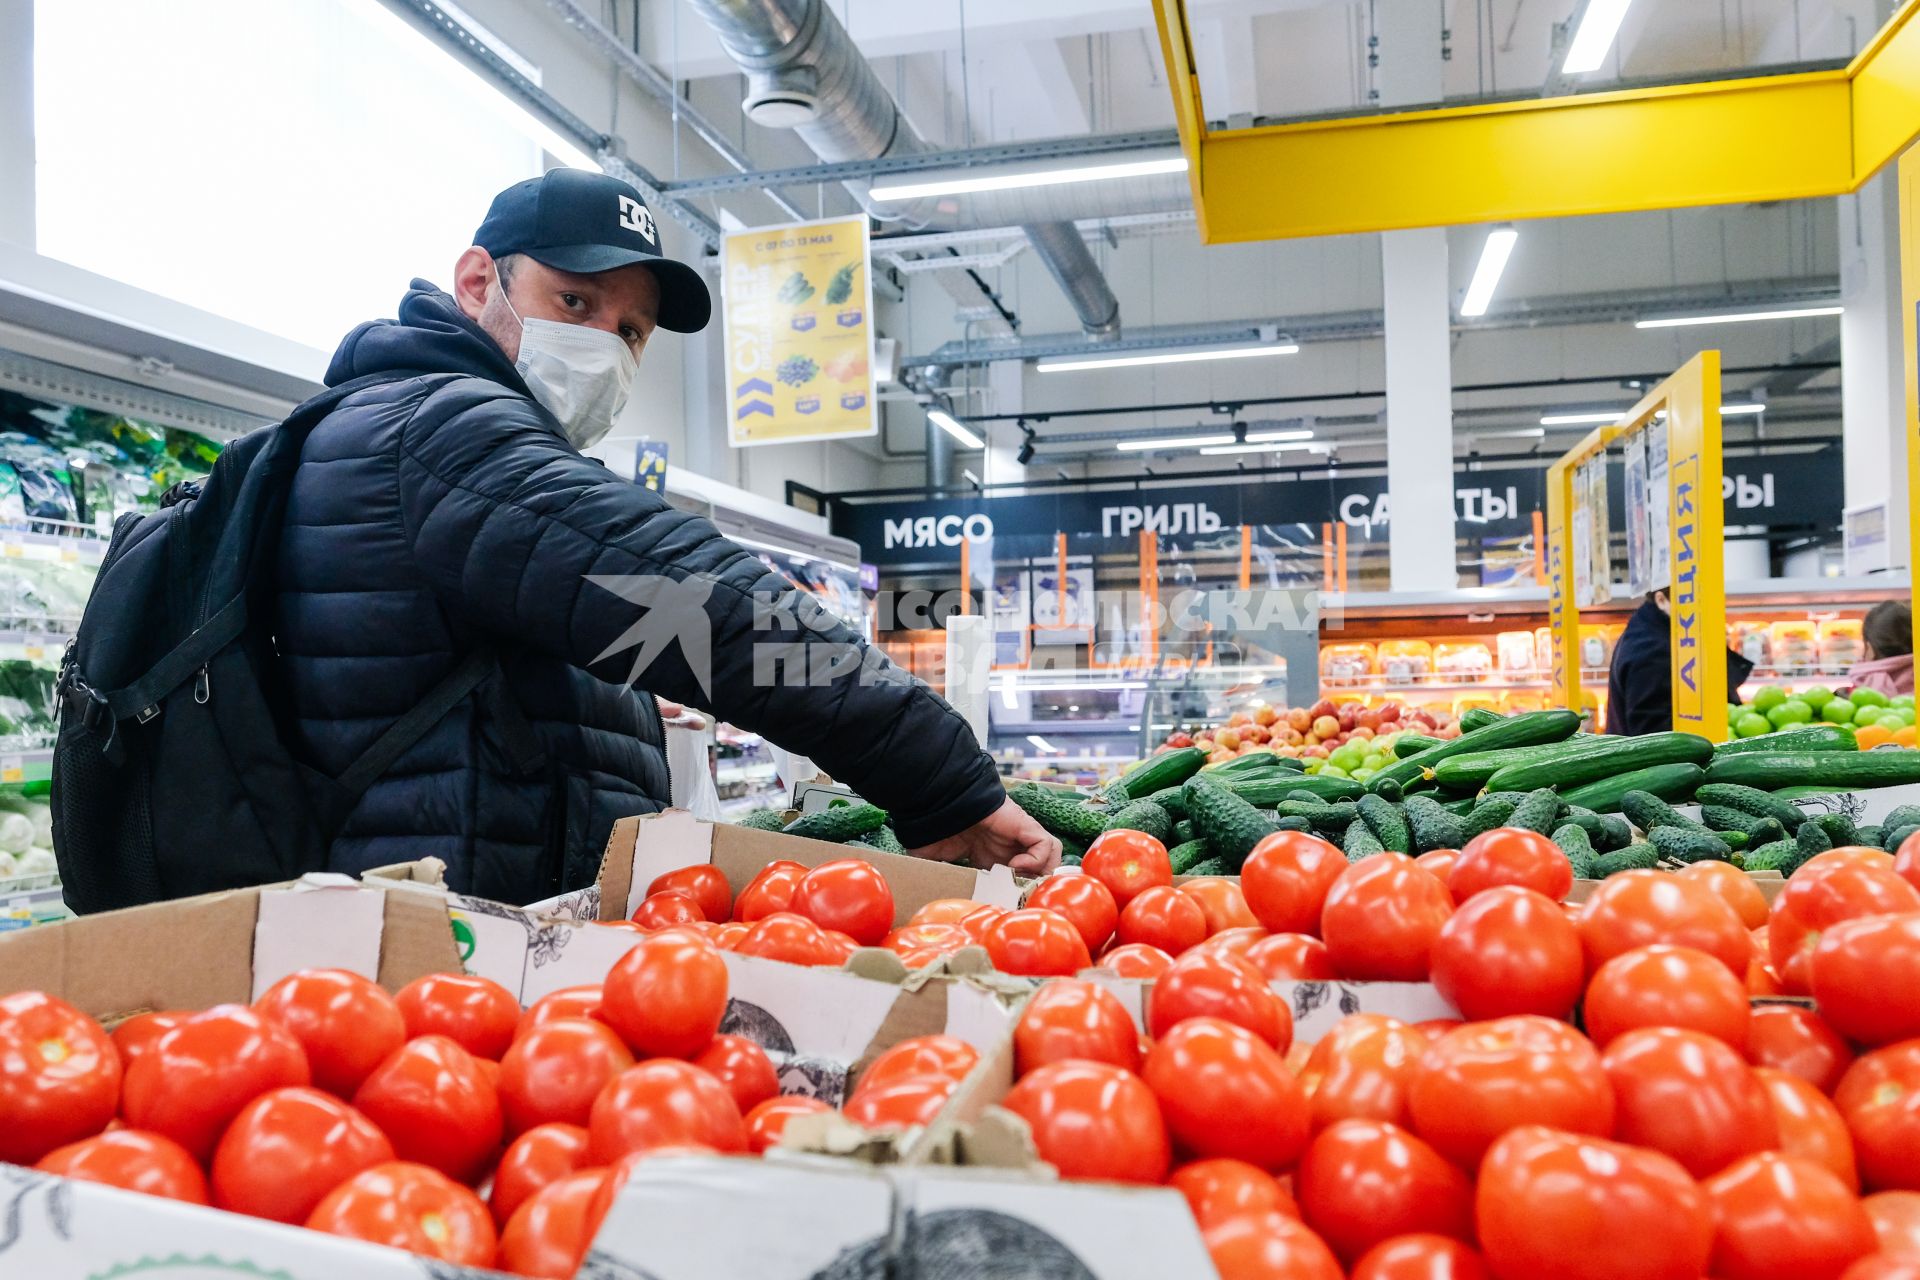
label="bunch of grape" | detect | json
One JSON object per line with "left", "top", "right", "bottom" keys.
{"left": 777, "top": 355, "right": 819, "bottom": 387}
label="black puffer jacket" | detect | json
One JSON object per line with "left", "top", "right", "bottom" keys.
{"left": 274, "top": 281, "right": 1002, "bottom": 902}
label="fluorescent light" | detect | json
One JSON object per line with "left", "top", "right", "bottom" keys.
{"left": 1115, "top": 434, "right": 1237, "bottom": 452}
{"left": 1636, "top": 305, "right": 1842, "bottom": 329}
{"left": 871, "top": 156, "right": 1188, "bottom": 202}
{"left": 1460, "top": 227, "right": 1519, "bottom": 318}
{"left": 1026, "top": 734, "right": 1061, "bottom": 753}
{"left": 1246, "top": 428, "right": 1314, "bottom": 443}
{"left": 1562, "top": 0, "right": 1634, "bottom": 74}
{"left": 928, "top": 409, "right": 984, "bottom": 450}
{"left": 1541, "top": 411, "right": 1626, "bottom": 426}
{"left": 1720, "top": 403, "right": 1767, "bottom": 416}
{"left": 1037, "top": 343, "right": 1299, "bottom": 374}
{"left": 1199, "top": 441, "right": 1327, "bottom": 457}
{"left": 1482, "top": 427, "right": 1548, "bottom": 439}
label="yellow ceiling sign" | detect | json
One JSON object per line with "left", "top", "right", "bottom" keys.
{"left": 1151, "top": 0, "right": 1920, "bottom": 243}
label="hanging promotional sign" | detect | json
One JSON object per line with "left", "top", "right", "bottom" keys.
{"left": 722, "top": 215, "right": 877, "bottom": 447}
{"left": 1624, "top": 433, "right": 1651, "bottom": 596}
{"left": 633, "top": 439, "right": 668, "bottom": 491}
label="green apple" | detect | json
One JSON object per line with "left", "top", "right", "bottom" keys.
{"left": 1767, "top": 700, "right": 1815, "bottom": 728}
{"left": 1821, "top": 698, "right": 1856, "bottom": 725}
{"left": 1891, "top": 707, "right": 1917, "bottom": 727}
{"left": 1852, "top": 686, "right": 1891, "bottom": 709}
{"left": 1361, "top": 753, "right": 1387, "bottom": 772}
{"left": 1330, "top": 745, "right": 1365, "bottom": 772}
{"left": 1321, "top": 765, "right": 1351, "bottom": 779}
{"left": 1750, "top": 685, "right": 1789, "bottom": 713}
{"left": 1735, "top": 712, "right": 1773, "bottom": 738}
{"left": 1799, "top": 685, "right": 1835, "bottom": 710}
{"left": 1351, "top": 767, "right": 1376, "bottom": 783}
{"left": 1854, "top": 705, "right": 1887, "bottom": 728}
{"left": 1891, "top": 694, "right": 1915, "bottom": 710}
{"left": 1303, "top": 758, "right": 1324, "bottom": 774}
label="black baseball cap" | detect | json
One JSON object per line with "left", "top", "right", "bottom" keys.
{"left": 474, "top": 168, "right": 711, "bottom": 334}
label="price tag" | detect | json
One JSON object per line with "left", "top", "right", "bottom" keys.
{"left": 58, "top": 549, "right": 77, "bottom": 563}
{"left": 2, "top": 543, "right": 21, "bottom": 558}
{"left": 2, "top": 756, "right": 25, "bottom": 783}
{"left": 21, "top": 646, "right": 44, "bottom": 661}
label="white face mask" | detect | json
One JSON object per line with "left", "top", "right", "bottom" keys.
{"left": 499, "top": 285, "right": 637, "bottom": 450}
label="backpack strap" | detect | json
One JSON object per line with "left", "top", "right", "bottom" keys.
{"left": 333, "top": 650, "right": 500, "bottom": 799}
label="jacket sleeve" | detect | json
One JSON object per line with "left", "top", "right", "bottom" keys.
{"left": 392, "top": 379, "right": 1005, "bottom": 847}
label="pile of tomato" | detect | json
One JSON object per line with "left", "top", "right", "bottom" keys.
{"left": 974, "top": 824, "right": 1920, "bottom": 1280}
{"left": 0, "top": 923, "right": 988, "bottom": 1278}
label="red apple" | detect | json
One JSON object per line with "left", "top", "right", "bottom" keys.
{"left": 1286, "top": 707, "right": 1312, "bottom": 733}
{"left": 1254, "top": 706, "right": 1280, "bottom": 728}
{"left": 1350, "top": 726, "right": 1374, "bottom": 740}
{"left": 1309, "top": 700, "right": 1337, "bottom": 720}
{"left": 1311, "top": 715, "right": 1339, "bottom": 739}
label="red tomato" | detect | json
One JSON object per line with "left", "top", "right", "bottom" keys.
{"left": 710, "top": 921, "right": 750, "bottom": 951}
{"left": 855, "top": 1034, "right": 980, "bottom": 1097}
{"left": 1584, "top": 943, "right": 1751, "bottom": 1049}
{"left": 1014, "top": 979, "right": 1141, "bottom": 1075}
{"left": 1448, "top": 828, "right": 1573, "bottom": 903}
{"left": 254, "top": 969, "right": 406, "bottom": 1099}
{"left": 1144, "top": 1016, "right": 1309, "bottom": 1171}
{"left": 1406, "top": 1016, "right": 1614, "bottom": 1167}
{"left": 646, "top": 864, "right": 733, "bottom": 923}
{"left": 108, "top": 1011, "right": 187, "bottom": 1075}
{"left": 1413, "top": 851, "right": 1461, "bottom": 885}
{"left": 1181, "top": 877, "right": 1260, "bottom": 935}
{"left": 1098, "top": 941, "right": 1175, "bottom": 978}
{"left": 497, "top": 1017, "right": 635, "bottom": 1134}
{"left": 210, "top": 1086, "right": 393, "bottom": 1224}
{"left": 1000, "top": 1059, "right": 1170, "bottom": 1184}
{"left": 956, "top": 904, "right": 1005, "bottom": 944}
{"left": 743, "top": 1095, "right": 831, "bottom": 1153}
{"left": 1241, "top": 830, "right": 1348, "bottom": 935}
{"left": 598, "top": 930, "right": 728, "bottom": 1060}
{"left": 1430, "top": 885, "right": 1582, "bottom": 1021}
{"left": 1245, "top": 932, "right": 1336, "bottom": 982}
{"left": 1350, "top": 1235, "right": 1489, "bottom": 1280}
{"left": 1192, "top": 926, "right": 1270, "bottom": 964}
{"left": 1841, "top": 1258, "right": 1920, "bottom": 1280}
{"left": 121, "top": 1002, "right": 307, "bottom": 1162}
{"left": 1298, "top": 1013, "right": 1425, "bottom": 1132}
{"left": 351, "top": 1034, "right": 502, "bottom": 1184}
{"left": 735, "top": 911, "right": 836, "bottom": 965}
{"left": 1676, "top": 861, "right": 1770, "bottom": 930}
{"left": 882, "top": 921, "right": 968, "bottom": 958}
{"left": 1601, "top": 1026, "right": 1778, "bottom": 1179}
{"left": 1476, "top": 1126, "right": 1712, "bottom": 1280}
{"left": 1836, "top": 1041, "right": 1920, "bottom": 1191}
{"left": 1117, "top": 884, "right": 1209, "bottom": 955}
{"left": 1578, "top": 869, "right": 1752, "bottom": 978}
{"left": 586, "top": 1060, "right": 746, "bottom": 1163}
{"left": 1774, "top": 864, "right": 1920, "bottom": 994}
{"left": 691, "top": 1034, "right": 779, "bottom": 1115}
{"left": 35, "top": 1129, "right": 207, "bottom": 1204}
{"left": 1748, "top": 1004, "right": 1854, "bottom": 1094}
{"left": 488, "top": 1121, "right": 592, "bottom": 1228}
{"left": 1813, "top": 913, "right": 1920, "bottom": 1045}
{"left": 1203, "top": 1211, "right": 1344, "bottom": 1280}
{"left": 1321, "top": 853, "right": 1455, "bottom": 981}
{"left": 733, "top": 859, "right": 807, "bottom": 922}
{"left": 1081, "top": 829, "right": 1173, "bottom": 910}
{"left": 630, "top": 889, "right": 707, "bottom": 932}
{"left": 909, "top": 898, "right": 980, "bottom": 927}
{"left": 0, "top": 990, "right": 121, "bottom": 1165}
{"left": 1026, "top": 875, "right": 1120, "bottom": 953}
{"left": 1756, "top": 1067, "right": 1859, "bottom": 1188}
{"left": 1898, "top": 831, "right": 1920, "bottom": 895}
{"left": 1705, "top": 1151, "right": 1877, "bottom": 1280}
{"left": 497, "top": 1168, "right": 607, "bottom": 1280}
{"left": 789, "top": 858, "right": 896, "bottom": 947}
{"left": 1296, "top": 1118, "right": 1473, "bottom": 1264}
{"left": 1148, "top": 952, "right": 1291, "bottom": 1050}
{"left": 1169, "top": 1157, "right": 1297, "bottom": 1231}
{"left": 513, "top": 985, "right": 604, "bottom": 1043}
{"left": 1865, "top": 1190, "right": 1920, "bottom": 1257}
{"left": 305, "top": 1160, "right": 496, "bottom": 1266}
{"left": 842, "top": 1074, "right": 957, "bottom": 1132}
{"left": 983, "top": 908, "right": 1092, "bottom": 977}
{"left": 392, "top": 974, "right": 520, "bottom": 1061}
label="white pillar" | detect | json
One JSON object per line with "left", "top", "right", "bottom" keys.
{"left": 1839, "top": 171, "right": 1909, "bottom": 569}
{"left": 0, "top": 1, "right": 33, "bottom": 248}
{"left": 1376, "top": 1, "right": 1457, "bottom": 592}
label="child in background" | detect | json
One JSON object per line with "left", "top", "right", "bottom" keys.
{"left": 1850, "top": 600, "right": 1915, "bottom": 698}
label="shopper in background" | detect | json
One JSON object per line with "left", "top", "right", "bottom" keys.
{"left": 1849, "top": 600, "right": 1915, "bottom": 697}
{"left": 273, "top": 169, "right": 1057, "bottom": 902}
{"left": 1607, "top": 589, "right": 1757, "bottom": 735}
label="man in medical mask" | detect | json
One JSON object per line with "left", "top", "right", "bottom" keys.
{"left": 281, "top": 169, "right": 1058, "bottom": 903}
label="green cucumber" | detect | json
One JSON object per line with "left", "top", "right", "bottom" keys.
{"left": 1881, "top": 805, "right": 1920, "bottom": 832}
{"left": 1856, "top": 824, "right": 1886, "bottom": 850}
{"left": 1357, "top": 793, "right": 1413, "bottom": 854}
{"left": 1200, "top": 752, "right": 1287, "bottom": 779}
{"left": 1784, "top": 820, "right": 1833, "bottom": 875}
{"left": 1594, "top": 844, "right": 1659, "bottom": 877}
{"left": 1285, "top": 790, "right": 1330, "bottom": 807}
{"left": 1394, "top": 734, "right": 1446, "bottom": 759}
{"left": 1648, "top": 826, "right": 1733, "bottom": 864}
{"left": 1271, "top": 816, "right": 1316, "bottom": 834}
{"left": 1812, "top": 813, "right": 1861, "bottom": 847}
{"left": 1109, "top": 746, "right": 1208, "bottom": 802}
{"left": 1507, "top": 788, "right": 1565, "bottom": 836}
{"left": 1367, "top": 709, "right": 1582, "bottom": 794}
{"left": 1461, "top": 794, "right": 1524, "bottom": 840}
{"left": 1887, "top": 823, "right": 1920, "bottom": 854}
{"left": 1404, "top": 794, "right": 1468, "bottom": 853}
{"left": 1182, "top": 773, "right": 1273, "bottom": 871}
{"left": 1184, "top": 857, "right": 1228, "bottom": 878}
{"left": 1484, "top": 732, "right": 1714, "bottom": 795}
{"left": 1551, "top": 822, "right": 1599, "bottom": 879}
{"left": 1009, "top": 785, "right": 1109, "bottom": 844}
{"left": 1218, "top": 777, "right": 1316, "bottom": 808}
{"left": 1704, "top": 750, "right": 1920, "bottom": 793}
{"left": 1698, "top": 807, "right": 1785, "bottom": 847}
{"left": 1712, "top": 724, "right": 1857, "bottom": 756}
{"left": 1431, "top": 735, "right": 1621, "bottom": 792}
{"left": 1743, "top": 840, "right": 1792, "bottom": 872}
{"left": 1275, "top": 800, "right": 1360, "bottom": 837}
{"left": 736, "top": 808, "right": 789, "bottom": 831}
{"left": 1173, "top": 819, "right": 1196, "bottom": 845}
{"left": 1266, "top": 774, "right": 1365, "bottom": 802}
{"left": 1693, "top": 784, "right": 1807, "bottom": 832}
{"left": 1144, "top": 787, "right": 1190, "bottom": 821}
{"left": 1342, "top": 818, "right": 1387, "bottom": 862}
{"left": 1621, "top": 790, "right": 1706, "bottom": 835}
{"left": 1558, "top": 805, "right": 1633, "bottom": 852}
{"left": 1105, "top": 800, "right": 1174, "bottom": 845}
{"left": 783, "top": 802, "right": 890, "bottom": 842}
{"left": 1559, "top": 764, "right": 1707, "bottom": 814}
{"left": 1168, "top": 838, "right": 1214, "bottom": 875}
{"left": 853, "top": 824, "right": 908, "bottom": 855}
{"left": 1459, "top": 708, "right": 1506, "bottom": 733}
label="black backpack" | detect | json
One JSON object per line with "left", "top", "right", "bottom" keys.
{"left": 50, "top": 373, "right": 532, "bottom": 913}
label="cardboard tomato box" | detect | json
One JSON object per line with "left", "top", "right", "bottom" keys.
{"left": 0, "top": 863, "right": 1030, "bottom": 1275}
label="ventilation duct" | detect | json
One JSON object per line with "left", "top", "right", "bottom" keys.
{"left": 684, "top": 0, "right": 1127, "bottom": 337}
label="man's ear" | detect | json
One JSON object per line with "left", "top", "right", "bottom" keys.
{"left": 452, "top": 247, "right": 496, "bottom": 322}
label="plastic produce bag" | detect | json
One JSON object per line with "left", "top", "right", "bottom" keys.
{"left": 666, "top": 725, "right": 723, "bottom": 821}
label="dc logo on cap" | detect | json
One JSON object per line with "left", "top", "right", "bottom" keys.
{"left": 617, "top": 195, "right": 657, "bottom": 244}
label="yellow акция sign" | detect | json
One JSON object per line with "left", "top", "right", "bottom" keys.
{"left": 722, "top": 215, "right": 877, "bottom": 448}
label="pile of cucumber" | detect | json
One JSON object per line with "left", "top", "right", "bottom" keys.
{"left": 1002, "top": 706, "right": 1920, "bottom": 880}
{"left": 733, "top": 802, "right": 910, "bottom": 855}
